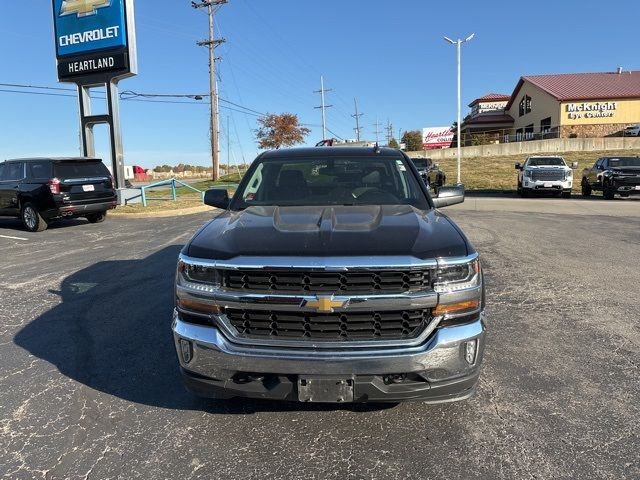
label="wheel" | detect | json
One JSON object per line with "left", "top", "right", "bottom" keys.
{"left": 581, "top": 179, "right": 592, "bottom": 197}
{"left": 86, "top": 211, "right": 107, "bottom": 223}
{"left": 603, "top": 182, "right": 615, "bottom": 200}
{"left": 521, "top": 188, "right": 530, "bottom": 198}
{"left": 562, "top": 191, "right": 572, "bottom": 199}
{"left": 21, "top": 203, "right": 48, "bottom": 232}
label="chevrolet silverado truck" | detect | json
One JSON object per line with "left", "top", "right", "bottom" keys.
{"left": 515, "top": 156, "right": 578, "bottom": 198}
{"left": 172, "top": 147, "right": 486, "bottom": 403}
{"left": 581, "top": 156, "right": 640, "bottom": 199}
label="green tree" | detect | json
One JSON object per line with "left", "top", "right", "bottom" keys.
{"left": 401, "top": 130, "right": 423, "bottom": 152}
{"left": 256, "top": 113, "right": 311, "bottom": 149}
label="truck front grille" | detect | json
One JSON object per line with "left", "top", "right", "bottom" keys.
{"left": 530, "top": 170, "right": 565, "bottom": 181}
{"left": 224, "top": 269, "right": 430, "bottom": 294}
{"left": 225, "top": 308, "right": 431, "bottom": 341}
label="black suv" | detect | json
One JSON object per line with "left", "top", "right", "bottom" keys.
{"left": 410, "top": 157, "right": 446, "bottom": 194}
{"left": 0, "top": 158, "right": 117, "bottom": 232}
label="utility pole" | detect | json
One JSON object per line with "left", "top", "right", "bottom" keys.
{"left": 314, "top": 75, "right": 332, "bottom": 140}
{"left": 226, "top": 115, "right": 230, "bottom": 177}
{"left": 193, "top": 0, "right": 227, "bottom": 181}
{"left": 352, "top": 98, "right": 363, "bottom": 141}
{"left": 373, "top": 117, "right": 382, "bottom": 144}
{"left": 386, "top": 119, "right": 393, "bottom": 145}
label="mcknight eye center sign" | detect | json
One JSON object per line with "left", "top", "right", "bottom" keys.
{"left": 52, "top": 0, "right": 137, "bottom": 81}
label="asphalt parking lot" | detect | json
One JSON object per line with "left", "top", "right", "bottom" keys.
{"left": 1, "top": 197, "right": 639, "bottom": 480}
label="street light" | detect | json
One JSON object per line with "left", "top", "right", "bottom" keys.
{"left": 444, "top": 33, "right": 474, "bottom": 184}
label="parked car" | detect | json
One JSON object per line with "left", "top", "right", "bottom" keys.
{"left": 515, "top": 156, "right": 577, "bottom": 198}
{"left": 623, "top": 124, "right": 640, "bottom": 137}
{"left": 581, "top": 156, "right": 640, "bottom": 199}
{"left": 410, "top": 157, "right": 446, "bottom": 194}
{"left": 173, "top": 146, "right": 486, "bottom": 404}
{"left": 0, "top": 158, "right": 117, "bottom": 232}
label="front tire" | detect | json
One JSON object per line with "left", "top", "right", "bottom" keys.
{"left": 581, "top": 179, "right": 592, "bottom": 197}
{"left": 86, "top": 211, "right": 107, "bottom": 224}
{"left": 603, "top": 182, "right": 615, "bottom": 200}
{"left": 562, "top": 191, "right": 572, "bottom": 199}
{"left": 21, "top": 203, "right": 48, "bottom": 232}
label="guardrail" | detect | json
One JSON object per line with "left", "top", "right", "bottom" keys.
{"left": 140, "top": 178, "right": 205, "bottom": 207}
{"left": 139, "top": 178, "right": 240, "bottom": 207}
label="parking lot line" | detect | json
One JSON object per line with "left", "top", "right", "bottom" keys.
{"left": 0, "top": 234, "right": 29, "bottom": 241}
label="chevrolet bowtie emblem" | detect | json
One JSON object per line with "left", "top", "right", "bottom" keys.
{"left": 60, "top": 0, "right": 111, "bottom": 18}
{"left": 302, "top": 296, "right": 348, "bottom": 313}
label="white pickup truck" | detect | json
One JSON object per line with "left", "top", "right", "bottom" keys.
{"left": 515, "top": 156, "right": 578, "bottom": 198}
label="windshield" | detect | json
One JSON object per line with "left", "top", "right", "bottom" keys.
{"left": 54, "top": 160, "right": 111, "bottom": 179}
{"left": 526, "top": 157, "right": 565, "bottom": 167}
{"left": 411, "top": 159, "right": 430, "bottom": 169}
{"left": 234, "top": 156, "right": 429, "bottom": 209}
{"left": 609, "top": 157, "right": 640, "bottom": 167}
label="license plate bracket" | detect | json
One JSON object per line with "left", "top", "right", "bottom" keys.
{"left": 298, "top": 376, "right": 354, "bottom": 403}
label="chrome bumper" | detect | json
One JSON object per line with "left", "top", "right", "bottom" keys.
{"left": 172, "top": 310, "right": 486, "bottom": 402}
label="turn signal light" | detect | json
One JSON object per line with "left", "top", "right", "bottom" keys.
{"left": 177, "top": 298, "right": 222, "bottom": 315}
{"left": 433, "top": 299, "right": 480, "bottom": 316}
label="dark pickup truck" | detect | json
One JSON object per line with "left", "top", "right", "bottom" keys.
{"left": 581, "top": 156, "right": 640, "bottom": 199}
{"left": 172, "top": 147, "right": 486, "bottom": 403}
{"left": 0, "top": 158, "right": 117, "bottom": 232}
{"left": 410, "top": 157, "right": 446, "bottom": 194}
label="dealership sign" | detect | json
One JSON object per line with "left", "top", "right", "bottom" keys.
{"left": 52, "top": 0, "right": 137, "bottom": 81}
{"left": 422, "top": 127, "right": 454, "bottom": 149}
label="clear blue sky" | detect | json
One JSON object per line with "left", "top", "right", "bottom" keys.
{"left": 1, "top": 0, "right": 638, "bottom": 168}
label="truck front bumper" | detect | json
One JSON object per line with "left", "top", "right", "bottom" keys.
{"left": 523, "top": 179, "right": 572, "bottom": 192}
{"left": 172, "top": 310, "right": 486, "bottom": 403}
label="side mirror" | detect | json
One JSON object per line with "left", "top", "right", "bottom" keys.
{"left": 571, "top": 162, "right": 579, "bottom": 169}
{"left": 204, "top": 188, "right": 230, "bottom": 209}
{"left": 433, "top": 185, "right": 465, "bottom": 208}
{"left": 515, "top": 162, "right": 522, "bottom": 170}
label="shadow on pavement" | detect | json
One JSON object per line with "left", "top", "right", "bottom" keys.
{"left": 14, "top": 246, "right": 394, "bottom": 414}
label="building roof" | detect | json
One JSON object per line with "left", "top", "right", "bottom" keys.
{"left": 462, "top": 113, "right": 514, "bottom": 126}
{"left": 506, "top": 71, "right": 640, "bottom": 108}
{"left": 468, "top": 93, "right": 511, "bottom": 107}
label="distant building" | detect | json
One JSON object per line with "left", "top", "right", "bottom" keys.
{"left": 460, "top": 93, "right": 514, "bottom": 144}
{"left": 460, "top": 70, "right": 640, "bottom": 144}
{"left": 505, "top": 70, "right": 640, "bottom": 140}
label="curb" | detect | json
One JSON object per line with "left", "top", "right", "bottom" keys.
{"left": 110, "top": 205, "right": 216, "bottom": 218}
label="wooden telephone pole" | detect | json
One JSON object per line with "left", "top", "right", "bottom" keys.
{"left": 192, "top": 0, "right": 227, "bottom": 181}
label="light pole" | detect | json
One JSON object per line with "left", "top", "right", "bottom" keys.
{"left": 444, "top": 33, "right": 474, "bottom": 184}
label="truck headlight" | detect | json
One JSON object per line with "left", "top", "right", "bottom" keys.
{"left": 565, "top": 170, "right": 573, "bottom": 180}
{"left": 523, "top": 170, "right": 532, "bottom": 179}
{"left": 433, "top": 259, "right": 480, "bottom": 293}
{"left": 177, "top": 259, "right": 221, "bottom": 293}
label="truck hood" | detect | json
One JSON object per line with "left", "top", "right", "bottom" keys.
{"left": 186, "top": 205, "right": 470, "bottom": 260}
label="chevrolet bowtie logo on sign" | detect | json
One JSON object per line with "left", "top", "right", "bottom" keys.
{"left": 302, "top": 296, "right": 349, "bottom": 313}
{"left": 60, "top": 0, "right": 112, "bottom": 18}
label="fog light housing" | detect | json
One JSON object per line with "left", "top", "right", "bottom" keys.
{"left": 464, "top": 340, "right": 477, "bottom": 365}
{"left": 179, "top": 339, "right": 193, "bottom": 364}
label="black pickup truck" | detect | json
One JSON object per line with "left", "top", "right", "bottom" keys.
{"left": 581, "top": 156, "right": 640, "bottom": 199}
{"left": 0, "top": 158, "right": 117, "bottom": 232}
{"left": 172, "top": 146, "right": 486, "bottom": 404}
{"left": 410, "top": 157, "right": 447, "bottom": 194}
